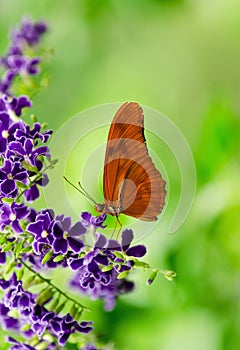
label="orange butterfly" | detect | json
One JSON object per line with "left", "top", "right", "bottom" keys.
{"left": 95, "top": 102, "right": 166, "bottom": 222}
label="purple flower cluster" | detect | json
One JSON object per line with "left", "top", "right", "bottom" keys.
{"left": 0, "top": 19, "right": 52, "bottom": 221}
{"left": 0, "top": 273, "right": 93, "bottom": 346}
{"left": 70, "top": 214, "right": 146, "bottom": 311}
{"left": 0, "top": 104, "right": 52, "bottom": 204}
{"left": 26, "top": 210, "right": 146, "bottom": 312}
{"left": 0, "top": 17, "right": 47, "bottom": 94}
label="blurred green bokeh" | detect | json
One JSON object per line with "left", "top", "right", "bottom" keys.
{"left": 1, "top": 0, "right": 240, "bottom": 349}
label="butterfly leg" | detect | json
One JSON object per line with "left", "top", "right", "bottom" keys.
{"left": 116, "top": 215, "right": 122, "bottom": 240}
{"left": 111, "top": 216, "right": 118, "bottom": 238}
{"left": 110, "top": 214, "right": 122, "bottom": 239}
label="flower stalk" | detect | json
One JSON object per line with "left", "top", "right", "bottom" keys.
{"left": 19, "top": 258, "right": 90, "bottom": 312}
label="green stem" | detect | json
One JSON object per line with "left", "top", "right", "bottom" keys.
{"left": 19, "top": 258, "right": 91, "bottom": 312}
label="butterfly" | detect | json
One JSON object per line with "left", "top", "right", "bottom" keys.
{"left": 94, "top": 102, "right": 166, "bottom": 222}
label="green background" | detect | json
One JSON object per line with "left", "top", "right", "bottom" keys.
{"left": 0, "top": 0, "right": 240, "bottom": 349}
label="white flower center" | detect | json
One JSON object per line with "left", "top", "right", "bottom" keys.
{"left": 41, "top": 230, "right": 48, "bottom": 238}
{"left": 2, "top": 130, "right": 9, "bottom": 139}
{"left": 10, "top": 213, "right": 16, "bottom": 221}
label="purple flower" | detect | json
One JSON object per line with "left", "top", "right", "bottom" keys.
{"left": 0, "top": 110, "right": 52, "bottom": 203}
{"left": 0, "top": 112, "right": 11, "bottom": 153}
{"left": 0, "top": 18, "right": 47, "bottom": 94}
{"left": 15, "top": 121, "right": 52, "bottom": 143}
{"left": 26, "top": 209, "right": 55, "bottom": 255}
{"left": 27, "top": 210, "right": 86, "bottom": 257}
{"left": 0, "top": 304, "right": 20, "bottom": 331}
{"left": 0, "top": 249, "right": 6, "bottom": 264}
{"left": 0, "top": 94, "right": 32, "bottom": 117}
{"left": 52, "top": 216, "right": 86, "bottom": 254}
{"left": 0, "top": 271, "right": 17, "bottom": 290}
{"left": 0, "top": 70, "right": 15, "bottom": 94}
{"left": 7, "top": 139, "right": 50, "bottom": 166}
{"left": 10, "top": 18, "right": 47, "bottom": 47}
{"left": 0, "top": 202, "right": 29, "bottom": 233}
{"left": 71, "top": 265, "right": 134, "bottom": 311}
{"left": 57, "top": 314, "right": 93, "bottom": 346}
{"left": 121, "top": 229, "right": 147, "bottom": 257}
{"left": 0, "top": 114, "right": 28, "bottom": 155}
{"left": 69, "top": 229, "right": 143, "bottom": 311}
{"left": 29, "top": 306, "right": 93, "bottom": 345}
{"left": 81, "top": 211, "right": 107, "bottom": 229}
{"left": 3, "top": 284, "right": 35, "bottom": 318}
{"left": 0, "top": 159, "right": 28, "bottom": 198}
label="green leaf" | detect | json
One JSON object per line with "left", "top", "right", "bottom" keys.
{"left": 41, "top": 250, "right": 53, "bottom": 264}
{"left": 33, "top": 278, "right": 47, "bottom": 286}
{"left": 20, "top": 323, "right": 31, "bottom": 332}
{"left": 37, "top": 288, "right": 54, "bottom": 305}
{"left": 53, "top": 254, "right": 65, "bottom": 262}
{"left": 117, "top": 270, "right": 130, "bottom": 279}
{"left": 16, "top": 181, "right": 28, "bottom": 189}
{"left": 1, "top": 197, "right": 14, "bottom": 204}
{"left": 21, "top": 160, "right": 38, "bottom": 173}
{"left": 14, "top": 240, "right": 23, "bottom": 257}
{"left": 56, "top": 302, "right": 66, "bottom": 314}
{"left": 40, "top": 72, "right": 51, "bottom": 89}
{"left": 2, "top": 242, "right": 13, "bottom": 252}
{"left": 0, "top": 235, "right": 7, "bottom": 244}
{"left": 23, "top": 275, "right": 36, "bottom": 288}
{"left": 21, "top": 246, "right": 33, "bottom": 253}
{"left": 114, "top": 251, "right": 125, "bottom": 260}
{"left": 50, "top": 298, "right": 60, "bottom": 311}
{"left": 75, "top": 309, "right": 83, "bottom": 321}
{"left": 70, "top": 303, "right": 78, "bottom": 318}
{"left": 101, "top": 265, "right": 114, "bottom": 272}
{"left": 5, "top": 261, "right": 16, "bottom": 274}
{"left": 41, "top": 122, "right": 48, "bottom": 130}
{"left": 30, "top": 114, "right": 38, "bottom": 123}
{"left": 51, "top": 158, "right": 58, "bottom": 166}
{"left": 17, "top": 269, "right": 24, "bottom": 281}
{"left": 28, "top": 236, "right": 34, "bottom": 244}
{"left": 132, "top": 260, "right": 150, "bottom": 269}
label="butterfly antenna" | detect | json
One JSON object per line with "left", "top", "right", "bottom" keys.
{"left": 78, "top": 181, "right": 97, "bottom": 205}
{"left": 63, "top": 176, "right": 87, "bottom": 196}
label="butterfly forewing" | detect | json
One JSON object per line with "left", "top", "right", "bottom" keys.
{"left": 103, "top": 102, "right": 166, "bottom": 221}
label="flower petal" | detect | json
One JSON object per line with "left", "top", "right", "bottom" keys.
{"left": 68, "top": 237, "right": 84, "bottom": 253}
{"left": 126, "top": 245, "right": 146, "bottom": 258}
{"left": 68, "top": 221, "right": 87, "bottom": 237}
{"left": 121, "top": 229, "right": 134, "bottom": 250}
{"left": 53, "top": 238, "right": 68, "bottom": 254}
{"left": 69, "top": 258, "right": 84, "bottom": 270}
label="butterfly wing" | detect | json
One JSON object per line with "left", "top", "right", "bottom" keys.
{"left": 103, "top": 102, "right": 166, "bottom": 221}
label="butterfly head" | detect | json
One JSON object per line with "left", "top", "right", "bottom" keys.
{"left": 95, "top": 203, "right": 105, "bottom": 213}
